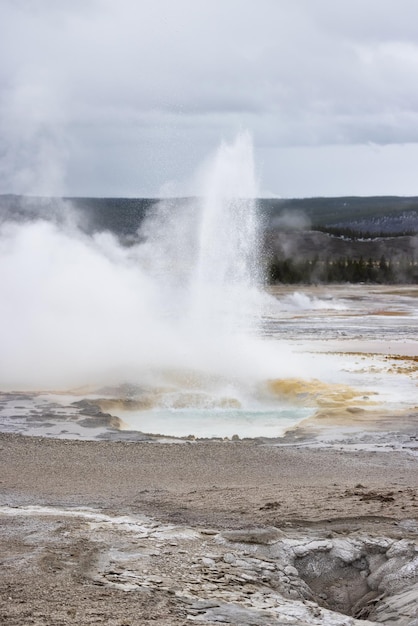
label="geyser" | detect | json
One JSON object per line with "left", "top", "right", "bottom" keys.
{"left": 139, "top": 131, "right": 262, "bottom": 340}
{"left": 187, "top": 131, "right": 261, "bottom": 337}
{"left": 0, "top": 132, "right": 318, "bottom": 438}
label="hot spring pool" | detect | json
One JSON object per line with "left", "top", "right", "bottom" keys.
{"left": 118, "top": 406, "right": 316, "bottom": 439}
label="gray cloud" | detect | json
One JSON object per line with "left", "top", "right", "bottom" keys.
{"left": 1, "top": 0, "right": 418, "bottom": 197}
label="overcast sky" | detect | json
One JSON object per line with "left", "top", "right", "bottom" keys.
{"left": 1, "top": 0, "right": 418, "bottom": 198}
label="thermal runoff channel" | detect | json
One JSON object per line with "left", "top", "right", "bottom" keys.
{"left": 0, "top": 133, "right": 344, "bottom": 438}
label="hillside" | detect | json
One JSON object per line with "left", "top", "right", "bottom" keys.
{"left": 261, "top": 196, "right": 418, "bottom": 235}
{"left": 1, "top": 194, "right": 417, "bottom": 283}
{"left": 2, "top": 194, "right": 418, "bottom": 235}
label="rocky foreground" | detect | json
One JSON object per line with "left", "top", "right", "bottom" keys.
{"left": 1, "top": 433, "right": 418, "bottom": 625}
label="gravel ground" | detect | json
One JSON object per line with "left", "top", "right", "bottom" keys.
{"left": 1, "top": 432, "right": 418, "bottom": 625}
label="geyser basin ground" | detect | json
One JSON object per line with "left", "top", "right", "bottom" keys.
{"left": 2, "top": 432, "right": 418, "bottom": 625}
{"left": 1, "top": 285, "right": 417, "bottom": 444}
{"left": 1, "top": 286, "right": 417, "bottom": 625}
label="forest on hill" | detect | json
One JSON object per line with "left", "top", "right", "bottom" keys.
{"left": 1, "top": 194, "right": 418, "bottom": 284}
{"left": 263, "top": 198, "right": 418, "bottom": 284}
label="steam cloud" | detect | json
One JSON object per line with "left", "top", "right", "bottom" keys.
{"left": 0, "top": 134, "right": 295, "bottom": 392}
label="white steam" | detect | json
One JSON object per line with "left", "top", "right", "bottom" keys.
{"left": 0, "top": 133, "right": 296, "bottom": 392}
{"left": 0, "top": 75, "right": 68, "bottom": 196}
{"left": 0, "top": 219, "right": 164, "bottom": 388}
{"left": 270, "top": 210, "right": 311, "bottom": 231}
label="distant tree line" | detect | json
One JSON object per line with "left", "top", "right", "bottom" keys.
{"left": 267, "top": 255, "right": 418, "bottom": 284}
{"left": 315, "top": 225, "right": 418, "bottom": 239}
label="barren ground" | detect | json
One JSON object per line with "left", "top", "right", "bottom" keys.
{"left": 2, "top": 432, "right": 418, "bottom": 625}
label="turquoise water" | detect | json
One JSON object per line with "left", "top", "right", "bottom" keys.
{"left": 120, "top": 406, "right": 315, "bottom": 439}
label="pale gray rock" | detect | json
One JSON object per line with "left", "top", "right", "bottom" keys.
{"left": 330, "top": 538, "right": 363, "bottom": 564}
{"left": 190, "top": 603, "right": 283, "bottom": 625}
{"left": 284, "top": 564, "right": 299, "bottom": 577}
{"left": 292, "top": 539, "right": 333, "bottom": 558}
{"left": 223, "top": 552, "right": 237, "bottom": 565}
{"left": 386, "top": 539, "right": 417, "bottom": 558}
{"left": 371, "top": 587, "right": 418, "bottom": 625}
